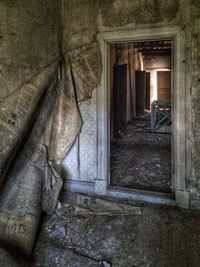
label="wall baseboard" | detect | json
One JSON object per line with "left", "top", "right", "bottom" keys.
{"left": 106, "top": 187, "right": 175, "bottom": 206}
{"left": 64, "top": 179, "right": 95, "bottom": 194}
{"left": 64, "top": 180, "right": 175, "bottom": 206}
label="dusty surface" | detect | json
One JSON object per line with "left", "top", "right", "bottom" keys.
{"left": 110, "top": 117, "right": 171, "bottom": 193}
{"left": 33, "top": 191, "right": 200, "bottom": 267}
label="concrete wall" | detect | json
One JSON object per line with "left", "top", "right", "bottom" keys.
{"left": 62, "top": 0, "right": 200, "bottom": 201}
{"left": 0, "top": 0, "right": 61, "bottom": 99}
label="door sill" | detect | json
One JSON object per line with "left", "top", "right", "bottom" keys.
{"left": 106, "top": 185, "right": 175, "bottom": 206}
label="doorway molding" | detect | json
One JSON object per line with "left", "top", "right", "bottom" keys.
{"left": 96, "top": 27, "right": 188, "bottom": 207}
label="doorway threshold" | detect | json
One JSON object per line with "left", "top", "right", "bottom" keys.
{"left": 64, "top": 180, "right": 175, "bottom": 206}
{"left": 106, "top": 186, "right": 175, "bottom": 206}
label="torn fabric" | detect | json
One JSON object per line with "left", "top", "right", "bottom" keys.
{"left": 0, "top": 62, "right": 59, "bottom": 186}
{"left": 0, "top": 66, "right": 60, "bottom": 260}
{"left": 66, "top": 43, "right": 102, "bottom": 102}
{"left": 43, "top": 82, "right": 82, "bottom": 164}
{"left": 43, "top": 43, "right": 102, "bottom": 164}
{"left": 0, "top": 42, "right": 102, "bottom": 265}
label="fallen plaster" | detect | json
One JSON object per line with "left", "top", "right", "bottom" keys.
{"left": 75, "top": 194, "right": 141, "bottom": 216}
{"left": 34, "top": 191, "right": 200, "bottom": 267}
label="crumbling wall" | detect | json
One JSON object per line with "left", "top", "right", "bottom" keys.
{"left": 62, "top": 0, "right": 200, "bottom": 199}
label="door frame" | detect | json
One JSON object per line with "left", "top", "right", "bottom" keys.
{"left": 96, "top": 27, "right": 189, "bottom": 207}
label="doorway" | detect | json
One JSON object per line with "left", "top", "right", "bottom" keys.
{"left": 109, "top": 40, "right": 172, "bottom": 193}
{"left": 97, "top": 27, "right": 187, "bottom": 206}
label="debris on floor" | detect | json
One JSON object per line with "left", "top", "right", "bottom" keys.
{"left": 111, "top": 116, "right": 171, "bottom": 193}
{"left": 33, "top": 191, "right": 200, "bottom": 267}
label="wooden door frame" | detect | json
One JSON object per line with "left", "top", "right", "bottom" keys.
{"left": 96, "top": 27, "right": 189, "bottom": 207}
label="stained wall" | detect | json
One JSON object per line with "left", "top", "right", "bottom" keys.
{"left": 0, "top": 0, "right": 61, "bottom": 99}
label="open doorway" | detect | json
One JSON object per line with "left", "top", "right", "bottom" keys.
{"left": 109, "top": 40, "right": 172, "bottom": 193}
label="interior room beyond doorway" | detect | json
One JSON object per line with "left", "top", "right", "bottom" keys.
{"left": 109, "top": 40, "right": 172, "bottom": 193}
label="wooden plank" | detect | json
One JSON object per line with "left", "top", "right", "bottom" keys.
{"left": 76, "top": 195, "right": 142, "bottom": 216}
{"left": 145, "top": 72, "right": 151, "bottom": 110}
{"left": 157, "top": 71, "right": 171, "bottom": 101}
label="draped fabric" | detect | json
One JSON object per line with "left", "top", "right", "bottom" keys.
{"left": 0, "top": 63, "right": 60, "bottom": 265}
{"left": 0, "top": 43, "right": 101, "bottom": 265}
{"left": 0, "top": 63, "right": 59, "bottom": 186}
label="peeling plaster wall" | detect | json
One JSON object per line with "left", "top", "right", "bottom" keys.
{"left": 190, "top": 1, "right": 200, "bottom": 198}
{"left": 0, "top": 0, "right": 61, "bottom": 99}
{"left": 62, "top": 0, "right": 200, "bottom": 199}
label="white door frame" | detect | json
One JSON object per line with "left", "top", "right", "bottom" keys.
{"left": 96, "top": 27, "right": 189, "bottom": 207}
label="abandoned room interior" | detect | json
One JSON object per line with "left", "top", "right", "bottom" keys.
{"left": 0, "top": 0, "right": 200, "bottom": 266}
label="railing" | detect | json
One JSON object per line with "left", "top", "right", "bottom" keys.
{"left": 151, "top": 100, "right": 171, "bottom": 133}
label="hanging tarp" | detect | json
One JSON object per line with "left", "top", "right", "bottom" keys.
{"left": 0, "top": 43, "right": 101, "bottom": 265}
{"left": 0, "top": 62, "right": 59, "bottom": 186}
{"left": 66, "top": 43, "right": 102, "bottom": 102}
{"left": 0, "top": 65, "right": 61, "bottom": 261}
{"left": 43, "top": 64, "right": 82, "bottom": 165}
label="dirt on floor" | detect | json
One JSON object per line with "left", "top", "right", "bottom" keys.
{"left": 33, "top": 191, "right": 200, "bottom": 267}
{"left": 110, "top": 116, "right": 172, "bottom": 193}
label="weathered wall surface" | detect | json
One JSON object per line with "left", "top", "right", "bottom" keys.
{"left": 0, "top": 0, "right": 61, "bottom": 99}
{"left": 189, "top": 1, "right": 200, "bottom": 198}
{"left": 63, "top": 0, "right": 182, "bottom": 53}
{"left": 62, "top": 0, "right": 200, "bottom": 199}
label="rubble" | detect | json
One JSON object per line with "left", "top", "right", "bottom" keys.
{"left": 33, "top": 191, "right": 200, "bottom": 267}
{"left": 111, "top": 117, "right": 171, "bottom": 193}
{"left": 76, "top": 195, "right": 141, "bottom": 216}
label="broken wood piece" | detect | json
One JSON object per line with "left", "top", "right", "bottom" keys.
{"left": 76, "top": 195, "right": 141, "bottom": 216}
